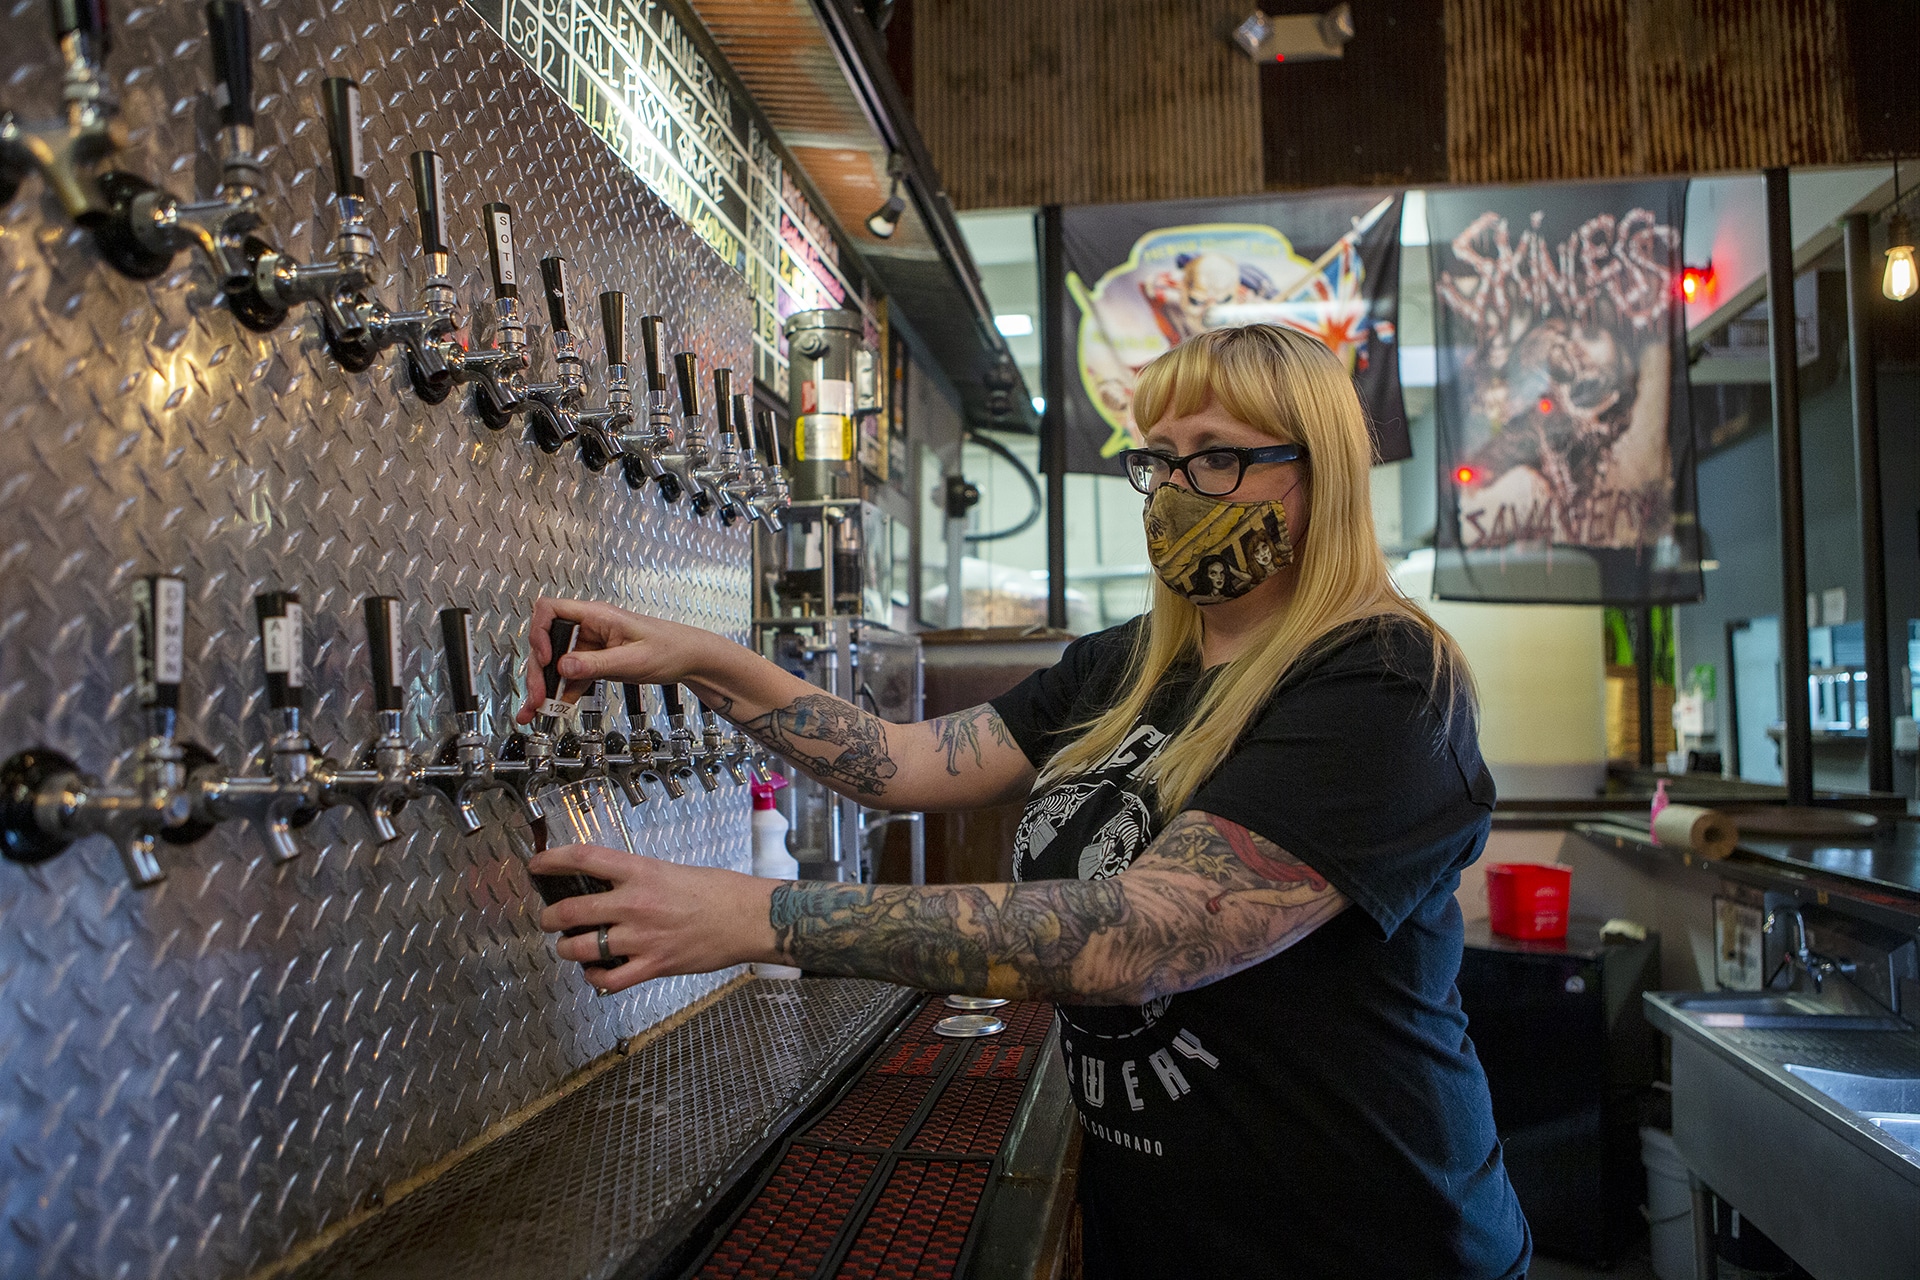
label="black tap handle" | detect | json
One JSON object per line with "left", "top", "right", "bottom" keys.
{"left": 658, "top": 683, "right": 684, "bottom": 718}
{"left": 204, "top": 0, "right": 253, "bottom": 129}
{"left": 320, "top": 78, "right": 367, "bottom": 202}
{"left": 540, "top": 618, "right": 579, "bottom": 715}
{"left": 621, "top": 682, "right": 645, "bottom": 720}
{"left": 730, "top": 393, "right": 751, "bottom": 439}
{"left": 756, "top": 408, "right": 784, "bottom": 467}
{"left": 710, "top": 367, "right": 732, "bottom": 416}
{"left": 255, "top": 590, "right": 304, "bottom": 712}
{"left": 539, "top": 256, "right": 571, "bottom": 334}
{"left": 482, "top": 202, "right": 518, "bottom": 300}
{"left": 599, "top": 292, "right": 627, "bottom": 367}
{"left": 439, "top": 607, "right": 478, "bottom": 715}
{"left": 673, "top": 351, "right": 700, "bottom": 416}
{"left": 363, "top": 596, "right": 404, "bottom": 714}
{"left": 133, "top": 575, "right": 187, "bottom": 713}
{"left": 409, "top": 150, "right": 449, "bottom": 256}
{"left": 52, "top": 0, "right": 110, "bottom": 53}
{"left": 639, "top": 316, "right": 666, "bottom": 392}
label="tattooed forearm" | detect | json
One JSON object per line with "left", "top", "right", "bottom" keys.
{"left": 928, "top": 703, "right": 1015, "bottom": 776}
{"left": 766, "top": 810, "right": 1347, "bottom": 1004}
{"left": 735, "top": 693, "right": 897, "bottom": 797}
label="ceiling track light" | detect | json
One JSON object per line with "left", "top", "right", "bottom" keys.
{"left": 866, "top": 153, "right": 907, "bottom": 240}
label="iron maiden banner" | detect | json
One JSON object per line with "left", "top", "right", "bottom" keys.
{"left": 1429, "top": 181, "right": 1703, "bottom": 604}
{"left": 1059, "top": 191, "right": 1408, "bottom": 475}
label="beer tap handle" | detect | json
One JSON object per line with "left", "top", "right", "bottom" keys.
{"left": 730, "top": 393, "right": 751, "bottom": 440}
{"left": 133, "top": 576, "right": 187, "bottom": 716}
{"left": 363, "top": 596, "right": 404, "bottom": 715}
{"left": 658, "top": 683, "right": 684, "bottom": 720}
{"left": 319, "top": 77, "right": 367, "bottom": 202}
{"left": 539, "top": 618, "right": 579, "bottom": 721}
{"left": 621, "top": 682, "right": 647, "bottom": 725}
{"left": 439, "top": 607, "right": 478, "bottom": 715}
{"left": 756, "top": 408, "right": 784, "bottom": 468}
{"left": 408, "top": 150, "right": 450, "bottom": 257}
{"left": 52, "top": 0, "right": 111, "bottom": 55}
{"left": 538, "top": 255, "right": 572, "bottom": 336}
{"left": 254, "top": 590, "right": 305, "bottom": 712}
{"left": 709, "top": 367, "right": 732, "bottom": 418}
{"left": 483, "top": 201, "right": 518, "bottom": 301}
{"left": 204, "top": 0, "right": 254, "bottom": 129}
{"left": 599, "top": 292, "right": 627, "bottom": 367}
{"left": 673, "top": 350, "right": 700, "bottom": 417}
{"left": 640, "top": 316, "right": 667, "bottom": 394}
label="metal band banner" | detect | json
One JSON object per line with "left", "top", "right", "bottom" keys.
{"left": 1057, "top": 191, "right": 1409, "bottom": 475}
{"left": 1429, "top": 180, "right": 1703, "bottom": 604}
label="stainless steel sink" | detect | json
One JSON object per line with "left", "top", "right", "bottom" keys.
{"left": 1668, "top": 990, "right": 1909, "bottom": 1030}
{"left": 1784, "top": 1065, "right": 1920, "bottom": 1154}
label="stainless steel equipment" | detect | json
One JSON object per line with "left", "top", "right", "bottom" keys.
{"left": 782, "top": 307, "right": 881, "bottom": 500}
{"left": 0, "top": 2, "right": 756, "bottom": 1276}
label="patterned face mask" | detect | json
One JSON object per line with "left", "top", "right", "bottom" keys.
{"left": 1142, "top": 482, "right": 1294, "bottom": 605}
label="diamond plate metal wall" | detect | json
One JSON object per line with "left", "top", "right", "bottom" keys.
{"left": 0, "top": 1, "right": 755, "bottom": 1275}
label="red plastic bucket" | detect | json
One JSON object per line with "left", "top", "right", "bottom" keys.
{"left": 1486, "top": 862, "right": 1572, "bottom": 940}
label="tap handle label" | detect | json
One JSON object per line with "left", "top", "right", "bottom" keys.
{"left": 709, "top": 367, "right": 732, "bottom": 416}
{"left": 363, "top": 596, "right": 404, "bottom": 714}
{"left": 204, "top": 0, "right": 254, "bottom": 129}
{"left": 756, "top": 408, "right": 784, "bottom": 467}
{"left": 657, "top": 683, "right": 684, "bottom": 719}
{"left": 673, "top": 351, "right": 700, "bottom": 416}
{"left": 621, "top": 682, "right": 646, "bottom": 720}
{"left": 538, "top": 256, "right": 571, "bottom": 335}
{"left": 133, "top": 575, "right": 186, "bottom": 711}
{"left": 599, "top": 292, "right": 627, "bottom": 367}
{"left": 53, "top": 0, "right": 110, "bottom": 53}
{"left": 541, "top": 618, "right": 579, "bottom": 718}
{"left": 320, "top": 78, "right": 367, "bottom": 201}
{"left": 483, "top": 202, "right": 517, "bottom": 299}
{"left": 256, "top": 591, "right": 305, "bottom": 710}
{"left": 438, "top": 607, "right": 479, "bottom": 714}
{"left": 408, "top": 150, "right": 450, "bottom": 256}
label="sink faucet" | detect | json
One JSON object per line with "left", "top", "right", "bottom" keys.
{"left": 1766, "top": 905, "right": 1858, "bottom": 995}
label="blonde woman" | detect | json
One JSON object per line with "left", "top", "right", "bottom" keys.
{"left": 518, "top": 325, "right": 1530, "bottom": 1279}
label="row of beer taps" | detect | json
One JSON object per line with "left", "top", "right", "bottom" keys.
{"left": 0, "top": 577, "right": 772, "bottom": 888}
{"left": 0, "top": 0, "right": 790, "bottom": 529}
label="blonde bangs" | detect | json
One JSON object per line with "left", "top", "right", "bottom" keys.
{"left": 1038, "top": 325, "right": 1475, "bottom": 817}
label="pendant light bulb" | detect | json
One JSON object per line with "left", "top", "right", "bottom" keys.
{"left": 1884, "top": 213, "right": 1916, "bottom": 302}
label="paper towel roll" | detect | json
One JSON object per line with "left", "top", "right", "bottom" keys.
{"left": 1652, "top": 803, "right": 1738, "bottom": 859}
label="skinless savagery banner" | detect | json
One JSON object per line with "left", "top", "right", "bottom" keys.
{"left": 1429, "top": 181, "right": 1703, "bottom": 604}
{"left": 1058, "top": 191, "right": 1408, "bottom": 475}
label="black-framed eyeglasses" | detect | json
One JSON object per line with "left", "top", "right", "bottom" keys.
{"left": 1120, "top": 443, "right": 1309, "bottom": 497}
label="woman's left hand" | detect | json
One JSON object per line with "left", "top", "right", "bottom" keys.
{"left": 530, "top": 844, "right": 778, "bottom": 994}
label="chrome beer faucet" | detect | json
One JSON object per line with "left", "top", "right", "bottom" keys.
{"left": 518, "top": 255, "right": 587, "bottom": 455}
{"left": 655, "top": 354, "right": 722, "bottom": 518}
{"left": 83, "top": 0, "right": 286, "bottom": 329}
{"left": 622, "top": 683, "right": 686, "bottom": 801}
{"left": 695, "top": 699, "right": 745, "bottom": 787}
{"left": 463, "top": 201, "right": 537, "bottom": 428}
{"left": 494, "top": 618, "right": 580, "bottom": 815}
{"left": 248, "top": 79, "right": 384, "bottom": 368}
{"left": 602, "top": 683, "right": 655, "bottom": 809}
{"left": 0, "top": 575, "right": 219, "bottom": 886}
{"left": 555, "top": 681, "right": 612, "bottom": 785}
{"left": 0, "top": 0, "right": 125, "bottom": 232}
{"left": 423, "top": 606, "right": 515, "bottom": 832}
{"left": 616, "top": 315, "right": 683, "bottom": 503}
{"left": 339, "top": 596, "right": 426, "bottom": 842}
{"left": 748, "top": 407, "right": 793, "bottom": 528}
{"left": 687, "top": 368, "right": 746, "bottom": 521}
{"left": 658, "top": 683, "right": 712, "bottom": 793}
{"left": 573, "top": 290, "right": 634, "bottom": 473}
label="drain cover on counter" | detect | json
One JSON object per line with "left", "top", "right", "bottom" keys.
{"left": 945, "top": 994, "right": 1009, "bottom": 1010}
{"left": 935, "top": 1013, "right": 1006, "bottom": 1038}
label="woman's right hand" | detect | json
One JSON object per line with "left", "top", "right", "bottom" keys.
{"left": 514, "top": 597, "right": 736, "bottom": 724}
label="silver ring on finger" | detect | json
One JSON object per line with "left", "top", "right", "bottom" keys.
{"left": 596, "top": 925, "right": 613, "bottom": 966}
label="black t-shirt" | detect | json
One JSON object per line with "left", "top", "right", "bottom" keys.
{"left": 991, "top": 616, "right": 1531, "bottom": 1280}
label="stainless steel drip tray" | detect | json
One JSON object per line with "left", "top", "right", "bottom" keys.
{"left": 283, "top": 979, "right": 915, "bottom": 1280}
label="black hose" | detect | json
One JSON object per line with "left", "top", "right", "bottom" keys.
{"left": 962, "top": 429, "right": 1043, "bottom": 544}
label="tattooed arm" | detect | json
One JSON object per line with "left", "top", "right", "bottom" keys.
{"left": 513, "top": 597, "right": 1034, "bottom": 811}
{"left": 532, "top": 809, "right": 1348, "bottom": 1002}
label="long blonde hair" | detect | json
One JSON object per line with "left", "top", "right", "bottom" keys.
{"left": 1039, "top": 324, "right": 1474, "bottom": 817}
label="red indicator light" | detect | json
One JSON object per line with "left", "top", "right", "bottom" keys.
{"left": 1455, "top": 466, "right": 1476, "bottom": 486}
{"left": 1274, "top": 53, "right": 1285, "bottom": 61}
{"left": 1536, "top": 397, "right": 1554, "bottom": 414}
{"left": 1681, "top": 264, "right": 1714, "bottom": 302}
